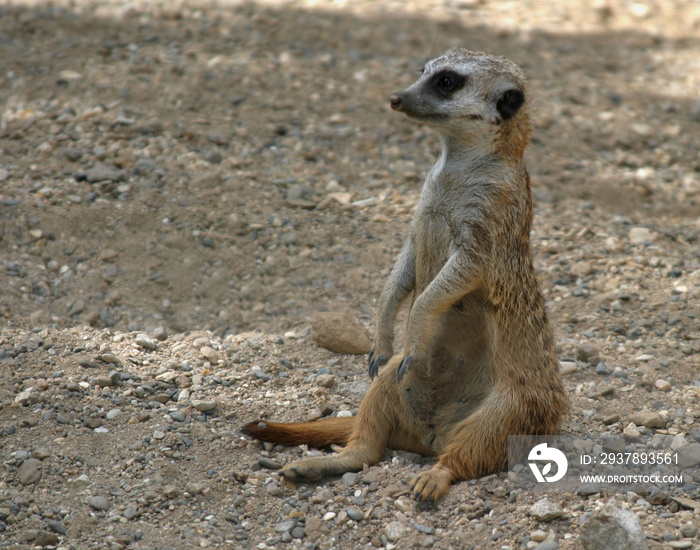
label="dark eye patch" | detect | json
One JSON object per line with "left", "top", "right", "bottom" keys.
{"left": 430, "top": 71, "right": 466, "bottom": 96}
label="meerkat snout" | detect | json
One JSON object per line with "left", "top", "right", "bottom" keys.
{"left": 390, "top": 94, "right": 403, "bottom": 111}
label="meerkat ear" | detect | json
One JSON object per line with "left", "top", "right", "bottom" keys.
{"left": 496, "top": 89, "right": 525, "bottom": 120}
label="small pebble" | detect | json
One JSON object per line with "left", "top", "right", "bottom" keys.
{"left": 316, "top": 374, "right": 336, "bottom": 388}
{"left": 34, "top": 531, "right": 59, "bottom": 547}
{"left": 258, "top": 457, "right": 282, "bottom": 470}
{"left": 385, "top": 521, "right": 408, "bottom": 542}
{"left": 275, "top": 520, "right": 296, "bottom": 533}
{"left": 191, "top": 400, "right": 217, "bottom": 412}
{"left": 201, "top": 346, "right": 222, "bottom": 364}
{"left": 17, "top": 458, "right": 42, "bottom": 485}
{"left": 529, "top": 499, "right": 564, "bottom": 522}
{"left": 576, "top": 343, "right": 600, "bottom": 363}
{"left": 135, "top": 334, "right": 158, "bottom": 351}
{"left": 87, "top": 496, "right": 111, "bottom": 511}
{"left": 341, "top": 472, "right": 360, "bottom": 486}
{"left": 32, "top": 446, "right": 51, "bottom": 460}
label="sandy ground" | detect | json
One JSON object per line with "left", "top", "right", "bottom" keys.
{"left": 1, "top": 0, "right": 700, "bottom": 548}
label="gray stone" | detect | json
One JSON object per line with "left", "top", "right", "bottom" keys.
{"left": 530, "top": 498, "right": 564, "bottom": 522}
{"left": 152, "top": 326, "right": 168, "bottom": 341}
{"left": 258, "top": 457, "right": 282, "bottom": 470}
{"left": 123, "top": 506, "right": 139, "bottom": 520}
{"left": 275, "top": 520, "right": 296, "bottom": 533}
{"left": 191, "top": 400, "right": 217, "bottom": 412}
{"left": 347, "top": 506, "right": 364, "bottom": 521}
{"left": 18, "top": 458, "right": 42, "bottom": 485}
{"left": 251, "top": 367, "right": 270, "bottom": 382}
{"left": 85, "top": 165, "right": 127, "bottom": 183}
{"left": 105, "top": 408, "right": 121, "bottom": 420}
{"left": 579, "top": 505, "right": 648, "bottom": 550}
{"left": 668, "top": 541, "right": 693, "bottom": 549}
{"left": 576, "top": 343, "right": 600, "bottom": 363}
{"left": 170, "top": 410, "right": 186, "bottom": 422}
{"left": 595, "top": 362, "right": 611, "bottom": 375}
{"left": 135, "top": 333, "right": 158, "bottom": 351}
{"left": 536, "top": 541, "right": 559, "bottom": 550}
{"left": 205, "top": 150, "right": 223, "bottom": 164}
{"left": 629, "top": 411, "right": 665, "bottom": 429}
{"left": 87, "top": 496, "right": 111, "bottom": 511}
{"left": 385, "top": 521, "right": 409, "bottom": 542}
{"left": 34, "top": 531, "right": 59, "bottom": 547}
{"left": 287, "top": 184, "right": 312, "bottom": 201}
{"left": 71, "top": 474, "right": 91, "bottom": 487}
{"left": 45, "top": 520, "right": 66, "bottom": 535}
{"left": 311, "top": 487, "right": 334, "bottom": 503}
{"left": 361, "top": 470, "right": 381, "bottom": 485}
{"left": 85, "top": 418, "right": 103, "bottom": 429}
{"left": 341, "top": 472, "right": 360, "bottom": 486}
{"left": 677, "top": 443, "right": 700, "bottom": 468}
{"left": 63, "top": 147, "right": 83, "bottom": 161}
{"left": 680, "top": 522, "right": 698, "bottom": 538}
{"left": 96, "top": 375, "right": 114, "bottom": 387}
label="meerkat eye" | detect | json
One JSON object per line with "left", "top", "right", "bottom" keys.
{"left": 438, "top": 75, "right": 455, "bottom": 89}
{"left": 431, "top": 71, "right": 466, "bottom": 96}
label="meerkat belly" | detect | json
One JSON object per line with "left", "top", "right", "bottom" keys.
{"left": 399, "top": 295, "right": 495, "bottom": 446}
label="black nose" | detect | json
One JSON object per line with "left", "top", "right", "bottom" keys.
{"left": 390, "top": 94, "right": 403, "bottom": 110}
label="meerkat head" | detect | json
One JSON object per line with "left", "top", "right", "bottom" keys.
{"left": 390, "top": 48, "right": 529, "bottom": 146}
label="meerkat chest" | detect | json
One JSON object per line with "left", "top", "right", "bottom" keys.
{"left": 412, "top": 184, "right": 469, "bottom": 284}
{"left": 412, "top": 205, "right": 455, "bottom": 287}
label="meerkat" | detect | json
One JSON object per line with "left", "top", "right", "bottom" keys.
{"left": 242, "top": 48, "right": 568, "bottom": 503}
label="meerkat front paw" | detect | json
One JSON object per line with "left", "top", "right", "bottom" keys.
{"left": 368, "top": 343, "right": 392, "bottom": 379}
{"left": 396, "top": 342, "right": 425, "bottom": 380}
{"left": 396, "top": 354, "right": 414, "bottom": 380}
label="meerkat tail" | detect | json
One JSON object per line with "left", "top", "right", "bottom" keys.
{"left": 241, "top": 417, "right": 355, "bottom": 447}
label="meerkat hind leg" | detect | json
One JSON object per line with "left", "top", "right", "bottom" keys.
{"left": 283, "top": 360, "right": 419, "bottom": 481}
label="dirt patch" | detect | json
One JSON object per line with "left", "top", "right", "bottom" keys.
{"left": 1, "top": 1, "right": 699, "bottom": 548}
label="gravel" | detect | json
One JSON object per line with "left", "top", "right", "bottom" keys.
{"left": 1, "top": 0, "right": 700, "bottom": 548}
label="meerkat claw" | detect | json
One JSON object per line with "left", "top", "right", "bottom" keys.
{"left": 396, "top": 355, "right": 413, "bottom": 380}
{"left": 368, "top": 350, "right": 387, "bottom": 379}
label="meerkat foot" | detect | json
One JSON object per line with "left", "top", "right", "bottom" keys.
{"left": 410, "top": 467, "right": 453, "bottom": 502}
{"left": 281, "top": 458, "right": 330, "bottom": 482}
{"left": 396, "top": 355, "right": 414, "bottom": 381}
